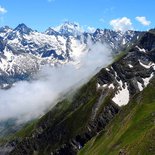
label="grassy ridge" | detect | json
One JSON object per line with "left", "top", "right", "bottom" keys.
{"left": 79, "top": 79, "right": 155, "bottom": 155}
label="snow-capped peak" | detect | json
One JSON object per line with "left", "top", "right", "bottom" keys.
{"left": 53, "top": 21, "right": 84, "bottom": 36}
{"left": 45, "top": 27, "right": 60, "bottom": 36}
{"left": 0, "top": 26, "right": 12, "bottom": 38}
{"left": 14, "top": 23, "right": 33, "bottom": 35}
{"left": 0, "top": 26, "right": 12, "bottom": 33}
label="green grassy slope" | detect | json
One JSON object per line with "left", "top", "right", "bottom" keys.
{"left": 79, "top": 78, "right": 155, "bottom": 155}
{"left": 38, "top": 78, "right": 102, "bottom": 154}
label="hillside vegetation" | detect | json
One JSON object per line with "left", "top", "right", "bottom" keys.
{"left": 79, "top": 78, "right": 155, "bottom": 155}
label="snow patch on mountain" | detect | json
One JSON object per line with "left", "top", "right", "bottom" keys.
{"left": 53, "top": 21, "right": 84, "bottom": 36}
{"left": 143, "top": 73, "right": 154, "bottom": 87}
{"left": 112, "top": 83, "right": 129, "bottom": 106}
{"left": 128, "top": 64, "right": 133, "bottom": 68}
{"left": 139, "top": 60, "right": 154, "bottom": 69}
{"left": 137, "top": 81, "right": 143, "bottom": 91}
{"left": 136, "top": 46, "right": 146, "bottom": 53}
{"left": 108, "top": 83, "right": 115, "bottom": 89}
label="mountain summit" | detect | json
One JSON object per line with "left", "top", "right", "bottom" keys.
{"left": 14, "top": 23, "right": 33, "bottom": 35}
{"left": 53, "top": 21, "right": 83, "bottom": 36}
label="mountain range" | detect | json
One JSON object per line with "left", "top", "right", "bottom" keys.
{"left": 0, "top": 22, "right": 155, "bottom": 155}
{"left": 0, "top": 21, "right": 142, "bottom": 88}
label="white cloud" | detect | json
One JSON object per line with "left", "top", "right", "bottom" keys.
{"left": 0, "top": 40, "right": 113, "bottom": 123}
{"left": 87, "top": 26, "right": 96, "bottom": 33}
{"left": 0, "top": 6, "right": 7, "bottom": 14}
{"left": 135, "top": 16, "right": 151, "bottom": 26}
{"left": 110, "top": 17, "right": 133, "bottom": 32}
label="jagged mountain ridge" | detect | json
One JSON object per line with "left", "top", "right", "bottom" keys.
{"left": 0, "top": 22, "right": 142, "bottom": 88}
{"left": 2, "top": 30, "right": 155, "bottom": 155}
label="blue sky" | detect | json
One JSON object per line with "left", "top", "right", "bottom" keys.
{"left": 0, "top": 0, "right": 154, "bottom": 32}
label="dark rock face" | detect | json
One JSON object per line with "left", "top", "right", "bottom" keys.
{"left": 14, "top": 23, "right": 32, "bottom": 35}
{"left": 9, "top": 102, "right": 119, "bottom": 155}
{"left": 138, "top": 32, "right": 155, "bottom": 51}
{"left": 0, "top": 37, "right": 5, "bottom": 52}
{"left": 42, "top": 50, "right": 65, "bottom": 60}
{"left": 50, "top": 102, "right": 119, "bottom": 155}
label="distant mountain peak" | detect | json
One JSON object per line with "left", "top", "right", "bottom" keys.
{"left": 53, "top": 21, "right": 83, "bottom": 36}
{"left": 63, "top": 21, "right": 80, "bottom": 28}
{"left": 0, "top": 26, "right": 12, "bottom": 33}
{"left": 14, "top": 23, "right": 33, "bottom": 35}
{"left": 45, "top": 27, "right": 60, "bottom": 36}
